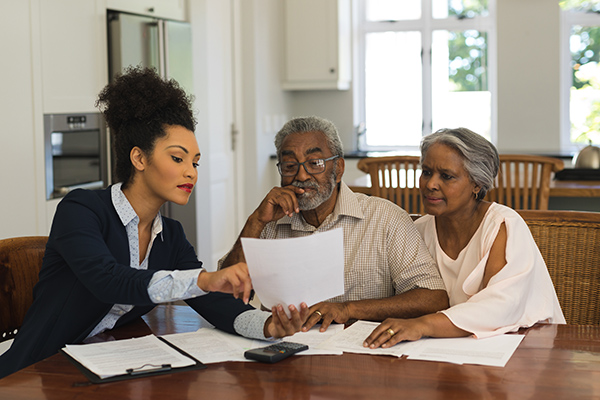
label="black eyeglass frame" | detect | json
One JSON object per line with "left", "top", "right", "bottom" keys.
{"left": 277, "top": 155, "right": 340, "bottom": 177}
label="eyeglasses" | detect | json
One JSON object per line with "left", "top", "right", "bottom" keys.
{"left": 277, "top": 155, "right": 340, "bottom": 177}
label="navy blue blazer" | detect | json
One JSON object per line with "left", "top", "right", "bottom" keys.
{"left": 0, "top": 187, "right": 253, "bottom": 379}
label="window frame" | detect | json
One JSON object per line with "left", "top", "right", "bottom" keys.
{"left": 354, "top": 0, "right": 497, "bottom": 152}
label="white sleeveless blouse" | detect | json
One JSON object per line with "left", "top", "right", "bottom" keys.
{"left": 415, "top": 203, "right": 565, "bottom": 338}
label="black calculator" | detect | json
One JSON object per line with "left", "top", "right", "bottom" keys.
{"left": 244, "top": 341, "right": 309, "bottom": 363}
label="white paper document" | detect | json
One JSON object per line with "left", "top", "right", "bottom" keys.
{"left": 406, "top": 334, "right": 525, "bottom": 367}
{"left": 316, "top": 320, "right": 416, "bottom": 357}
{"left": 286, "top": 324, "right": 344, "bottom": 356}
{"left": 241, "top": 229, "right": 345, "bottom": 314}
{"left": 62, "top": 335, "right": 195, "bottom": 379}
{"left": 161, "top": 328, "right": 259, "bottom": 364}
{"left": 161, "top": 324, "right": 344, "bottom": 364}
{"left": 317, "top": 320, "right": 525, "bottom": 367}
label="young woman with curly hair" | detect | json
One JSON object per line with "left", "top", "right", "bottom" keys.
{"left": 0, "top": 67, "right": 307, "bottom": 379}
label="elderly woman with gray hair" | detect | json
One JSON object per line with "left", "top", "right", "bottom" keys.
{"left": 364, "top": 127, "right": 565, "bottom": 349}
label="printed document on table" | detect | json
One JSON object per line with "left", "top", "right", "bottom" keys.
{"left": 62, "top": 335, "right": 195, "bottom": 379}
{"left": 241, "top": 228, "right": 344, "bottom": 316}
{"left": 161, "top": 324, "right": 344, "bottom": 364}
{"left": 287, "top": 324, "right": 344, "bottom": 355}
{"left": 406, "top": 334, "right": 525, "bottom": 367}
{"left": 316, "top": 320, "right": 417, "bottom": 357}
{"left": 317, "top": 320, "right": 525, "bottom": 367}
{"left": 161, "top": 328, "right": 258, "bottom": 363}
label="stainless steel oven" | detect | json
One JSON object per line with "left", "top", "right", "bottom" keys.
{"left": 44, "top": 113, "right": 108, "bottom": 200}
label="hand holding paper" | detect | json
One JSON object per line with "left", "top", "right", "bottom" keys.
{"left": 265, "top": 302, "right": 311, "bottom": 338}
{"left": 241, "top": 229, "right": 345, "bottom": 316}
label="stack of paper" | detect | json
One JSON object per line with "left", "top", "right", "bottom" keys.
{"left": 63, "top": 335, "right": 195, "bottom": 379}
{"left": 316, "top": 320, "right": 525, "bottom": 367}
{"left": 161, "top": 324, "right": 344, "bottom": 364}
{"left": 62, "top": 324, "right": 345, "bottom": 381}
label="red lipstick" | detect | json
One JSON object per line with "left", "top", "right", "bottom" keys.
{"left": 178, "top": 183, "right": 194, "bottom": 193}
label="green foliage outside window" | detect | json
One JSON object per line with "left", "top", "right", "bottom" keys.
{"left": 448, "top": 30, "right": 488, "bottom": 92}
{"left": 560, "top": 0, "right": 600, "bottom": 13}
{"left": 571, "top": 26, "right": 600, "bottom": 90}
{"left": 446, "top": 1, "right": 489, "bottom": 92}
{"left": 447, "top": 0, "right": 489, "bottom": 18}
{"left": 572, "top": 61, "right": 600, "bottom": 143}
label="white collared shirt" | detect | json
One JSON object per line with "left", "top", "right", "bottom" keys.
{"left": 87, "top": 183, "right": 205, "bottom": 337}
{"left": 88, "top": 183, "right": 269, "bottom": 339}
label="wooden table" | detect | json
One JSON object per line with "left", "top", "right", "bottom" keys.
{"left": 1, "top": 305, "right": 599, "bottom": 399}
{"left": 348, "top": 175, "right": 600, "bottom": 198}
{"left": 549, "top": 179, "right": 600, "bottom": 197}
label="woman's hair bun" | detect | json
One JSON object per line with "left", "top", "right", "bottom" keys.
{"left": 96, "top": 65, "right": 195, "bottom": 135}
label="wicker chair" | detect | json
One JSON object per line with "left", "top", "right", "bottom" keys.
{"left": 517, "top": 210, "right": 600, "bottom": 325}
{"left": 357, "top": 156, "right": 424, "bottom": 214}
{"left": 486, "top": 155, "right": 564, "bottom": 210}
{"left": 0, "top": 236, "right": 48, "bottom": 347}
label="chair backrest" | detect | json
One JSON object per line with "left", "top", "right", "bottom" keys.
{"left": 517, "top": 210, "right": 600, "bottom": 325}
{"left": 357, "top": 156, "right": 424, "bottom": 214}
{"left": 486, "top": 155, "right": 564, "bottom": 210}
{"left": 0, "top": 236, "right": 48, "bottom": 342}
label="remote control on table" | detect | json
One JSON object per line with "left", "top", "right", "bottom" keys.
{"left": 244, "top": 341, "right": 309, "bottom": 363}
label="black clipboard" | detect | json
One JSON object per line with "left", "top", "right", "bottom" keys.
{"left": 60, "top": 337, "right": 206, "bottom": 384}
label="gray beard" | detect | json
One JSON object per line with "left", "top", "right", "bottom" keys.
{"left": 289, "top": 170, "right": 337, "bottom": 211}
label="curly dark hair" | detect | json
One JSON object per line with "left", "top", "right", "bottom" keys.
{"left": 95, "top": 66, "right": 196, "bottom": 186}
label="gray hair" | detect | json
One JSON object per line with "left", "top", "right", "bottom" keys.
{"left": 420, "top": 128, "right": 499, "bottom": 200}
{"left": 274, "top": 116, "right": 344, "bottom": 159}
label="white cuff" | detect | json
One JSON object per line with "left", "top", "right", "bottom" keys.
{"left": 233, "top": 309, "right": 272, "bottom": 340}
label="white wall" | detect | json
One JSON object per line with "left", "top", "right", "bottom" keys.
{"left": 288, "top": 90, "right": 356, "bottom": 153}
{"left": 187, "top": 0, "right": 213, "bottom": 265}
{"left": 239, "top": 0, "right": 293, "bottom": 218}
{"left": 496, "top": 0, "right": 561, "bottom": 153}
{"left": 0, "top": 2, "right": 44, "bottom": 238}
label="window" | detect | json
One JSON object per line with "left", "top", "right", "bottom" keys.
{"left": 560, "top": 1, "right": 600, "bottom": 152}
{"left": 356, "top": 0, "right": 496, "bottom": 151}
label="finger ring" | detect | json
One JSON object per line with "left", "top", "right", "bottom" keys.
{"left": 314, "top": 310, "right": 323, "bottom": 317}
{"left": 386, "top": 328, "right": 395, "bottom": 336}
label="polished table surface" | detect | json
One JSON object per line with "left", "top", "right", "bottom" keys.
{"left": 549, "top": 179, "right": 600, "bottom": 197}
{"left": 348, "top": 175, "right": 600, "bottom": 198}
{"left": 1, "top": 305, "right": 599, "bottom": 399}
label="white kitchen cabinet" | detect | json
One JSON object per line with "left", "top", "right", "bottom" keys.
{"left": 283, "top": 0, "right": 351, "bottom": 90}
{"left": 106, "top": 0, "right": 186, "bottom": 21}
{"left": 39, "top": 0, "right": 108, "bottom": 114}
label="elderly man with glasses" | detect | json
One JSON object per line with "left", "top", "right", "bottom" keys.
{"left": 220, "top": 116, "right": 448, "bottom": 335}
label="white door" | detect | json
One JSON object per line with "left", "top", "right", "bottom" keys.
{"left": 189, "top": 0, "right": 243, "bottom": 270}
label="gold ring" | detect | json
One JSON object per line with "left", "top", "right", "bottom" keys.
{"left": 386, "top": 328, "right": 395, "bottom": 337}
{"left": 314, "top": 310, "right": 323, "bottom": 317}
